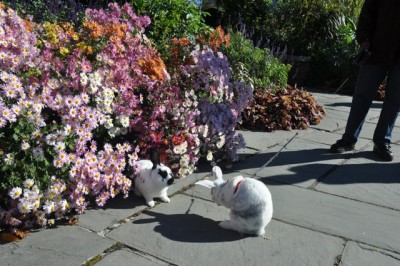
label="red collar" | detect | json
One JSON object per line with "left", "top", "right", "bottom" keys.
{"left": 234, "top": 179, "right": 244, "bottom": 194}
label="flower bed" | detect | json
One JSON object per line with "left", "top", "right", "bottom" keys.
{"left": 0, "top": 2, "right": 252, "bottom": 236}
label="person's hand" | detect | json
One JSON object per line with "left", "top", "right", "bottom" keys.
{"left": 354, "top": 40, "right": 371, "bottom": 64}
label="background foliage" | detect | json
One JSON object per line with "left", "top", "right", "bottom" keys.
{"left": 210, "top": 0, "right": 364, "bottom": 91}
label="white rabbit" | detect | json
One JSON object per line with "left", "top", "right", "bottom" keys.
{"left": 196, "top": 166, "right": 273, "bottom": 236}
{"left": 134, "top": 149, "right": 175, "bottom": 207}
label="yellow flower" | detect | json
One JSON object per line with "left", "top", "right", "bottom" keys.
{"left": 59, "top": 47, "right": 70, "bottom": 56}
{"left": 76, "top": 42, "right": 93, "bottom": 54}
{"left": 72, "top": 33, "right": 79, "bottom": 41}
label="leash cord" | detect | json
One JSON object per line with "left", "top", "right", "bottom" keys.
{"left": 250, "top": 132, "right": 299, "bottom": 178}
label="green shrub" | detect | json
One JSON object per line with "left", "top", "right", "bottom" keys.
{"left": 3, "top": 0, "right": 86, "bottom": 23}
{"left": 215, "top": 0, "right": 364, "bottom": 90}
{"left": 221, "top": 30, "right": 291, "bottom": 90}
{"left": 128, "top": 0, "right": 211, "bottom": 53}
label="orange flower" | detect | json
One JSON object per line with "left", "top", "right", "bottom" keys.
{"left": 109, "top": 23, "right": 127, "bottom": 42}
{"left": 0, "top": 2, "right": 5, "bottom": 9}
{"left": 197, "top": 26, "right": 230, "bottom": 52}
{"left": 138, "top": 56, "right": 168, "bottom": 80}
{"left": 23, "top": 20, "right": 33, "bottom": 32}
{"left": 83, "top": 21, "right": 105, "bottom": 41}
{"left": 171, "top": 133, "right": 186, "bottom": 145}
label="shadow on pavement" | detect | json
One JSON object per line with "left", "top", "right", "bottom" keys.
{"left": 325, "top": 101, "right": 382, "bottom": 109}
{"left": 230, "top": 148, "right": 400, "bottom": 185}
{"left": 132, "top": 209, "right": 250, "bottom": 243}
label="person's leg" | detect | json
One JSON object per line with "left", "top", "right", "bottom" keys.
{"left": 342, "top": 64, "right": 387, "bottom": 143}
{"left": 373, "top": 64, "right": 400, "bottom": 144}
{"left": 330, "top": 64, "right": 387, "bottom": 153}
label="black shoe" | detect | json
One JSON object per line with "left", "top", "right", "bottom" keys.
{"left": 373, "top": 143, "right": 393, "bottom": 161}
{"left": 330, "top": 139, "right": 355, "bottom": 153}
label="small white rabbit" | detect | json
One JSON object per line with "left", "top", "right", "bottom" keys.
{"left": 196, "top": 166, "right": 273, "bottom": 236}
{"left": 134, "top": 149, "right": 175, "bottom": 207}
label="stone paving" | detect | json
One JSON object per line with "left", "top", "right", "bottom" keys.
{"left": 1, "top": 92, "right": 400, "bottom": 266}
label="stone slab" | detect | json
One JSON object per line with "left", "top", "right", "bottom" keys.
{"left": 0, "top": 226, "right": 115, "bottom": 266}
{"left": 96, "top": 249, "right": 169, "bottom": 266}
{"left": 358, "top": 120, "right": 400, "bottom": 143}
{"left": 249, "top": 139, "right": 346, "bottom": 187}
{"left": 298, "top": 130, "right": 371, "bottom": 151}
{"left": 78, "top": 165, "right": 211, "bottom": 233}
{"left": 185, "top": 182, "right": 400, "bottom": 253}
{"left": 341, "top": 242, "right": 400, "bottom": 266}
{"left": 309, "top": 115, "right": 349, "bottom": 133}
{"left": 315, "top": 144, "right": 400, "bottom": 210}
{"left": 237, "top": 129, "right": 307, "bottom": 151}
{"left": 78, "top": 194, "right": 148, "bottom": 232}
{"left": 107, "top": 194, "right": 344, "bottom": 266}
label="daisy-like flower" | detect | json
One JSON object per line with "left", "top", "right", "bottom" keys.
{"left": 57, "top": 151, "right": 70, "bottom": 164}
{"left": 58, "top": 199, "right": 69, "bottom": 212}
{"left": 47, "top": 219, "right": 55, "bottom": 226}
{"left": 43, "top": 200, "right": 56, "bottom": 214}
{"left": 23, "top": 179, "right": 34, "bottom": 188}
{"left": 216, "top": 134, "right": 225, "bottom": 149}
{"left": 54, "top": 141, "right": 65, "bottom": 152}
{"left": 9, "top": 187, "right": 22, "bottom": 199}
{"left": 18, "top": 199, "right": 32, "bottom": 214}
{"left": 119, "top": 116, "right": 129, "bottom": 127}
{"left": 206, "top": 150, "right": 213, "bottom": 161}
{"left": 75, "top": 196, "right": 85, "bottom": 206}
{"left": 4, "top": 87, "right": 17, "bottom": 98}
{"left": 53, "top": 158, "right": 63, "bottom": 168}
{"left": 45, "top": 134, "right": 57, "bottom": 146}
{"left": 80, "top": 93, "right": 90, "bottom": 104}
{"left": 4, "top": 153, "right": 14, "bottom": 164}
{"left": 69, "top": 108, "right": 77, "bottom": 117}
{"left": 21, "top": 140, "right": 30, "bottom": 150}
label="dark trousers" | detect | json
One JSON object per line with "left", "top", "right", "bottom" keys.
{"left": 343, "top": 64, "right": 400, "bottom": 144}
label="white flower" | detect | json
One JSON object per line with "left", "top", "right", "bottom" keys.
{"left": 9, "top": 187, "right": 22, "bottom": 199}
{"left": 57, "top": 199, "right": 69, "bottom": 212}
{"left": 80, "top": 72, "right": 88, "bottom": 86}
{"left": 43, "top": 200, "right": 56, "bottom": 214}
{"left": 18, "top": 199, "right": 32, "bottom": 213}
{"left": 54, "top": 141, "right": 65, "bottom": 152}
{"left": 21, "top": 141, "right": 30, "bottom": 150}
{"left": 206, "top": 150, "right": 213, "bottom": 161}
{"left": 180, "top": 154, "right": 190, "bottom": 167}
{"left": 216, "top": 135, "right": 225, "bottom": 149}
{"left": 89, "top": 83, "right": 98, "bottom": 93}
{"left": 105, "top": 118, "right": 113, "bottom": 129}
{"left": 31, "top": 200, "right": 40, "bottom": 210}
{"left": 45, "top": 134, "right": 57, "bottom": 145}
{"left": 119, "top": 116, "right": 130, "bottom": 127}
{"left": 63, "top": 125, "right": 72, "bottom": 135}
{"left": 23, "top": 179, "right": 34, "bottom": 188}
{"left": 4, "top": 153, "right": 14, "bottom": 165}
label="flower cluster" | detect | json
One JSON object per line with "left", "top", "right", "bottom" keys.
{"left": 0, "top": 3, "right": 252, "bottom": 234}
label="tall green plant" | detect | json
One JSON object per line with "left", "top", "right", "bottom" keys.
{"left": 128, "top": 0, "right": 211, "bottom": 53}
{"left": 221, "top": 30, "right": 291, "bottom": 90}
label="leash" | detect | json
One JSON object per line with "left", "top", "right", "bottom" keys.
{"left": 250, "top": 132, "right": 298, "bottom": 178}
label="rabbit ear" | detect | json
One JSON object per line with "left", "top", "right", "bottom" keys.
{"left": 212, "top": 166, "right": 223, "bottom": 181}
{"left": 195, "top": 180, "right": 216, "bottom": 188}
{"left": 149, "top": 149, "right": 160, "bottom": 169}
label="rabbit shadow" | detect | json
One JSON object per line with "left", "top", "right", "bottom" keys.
{"left": 132, "top": 209, "right": 249, "bottom": 243}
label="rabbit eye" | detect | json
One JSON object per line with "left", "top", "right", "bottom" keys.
{"left": 159, "top": 170, "right": 168, "bottom": 179}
